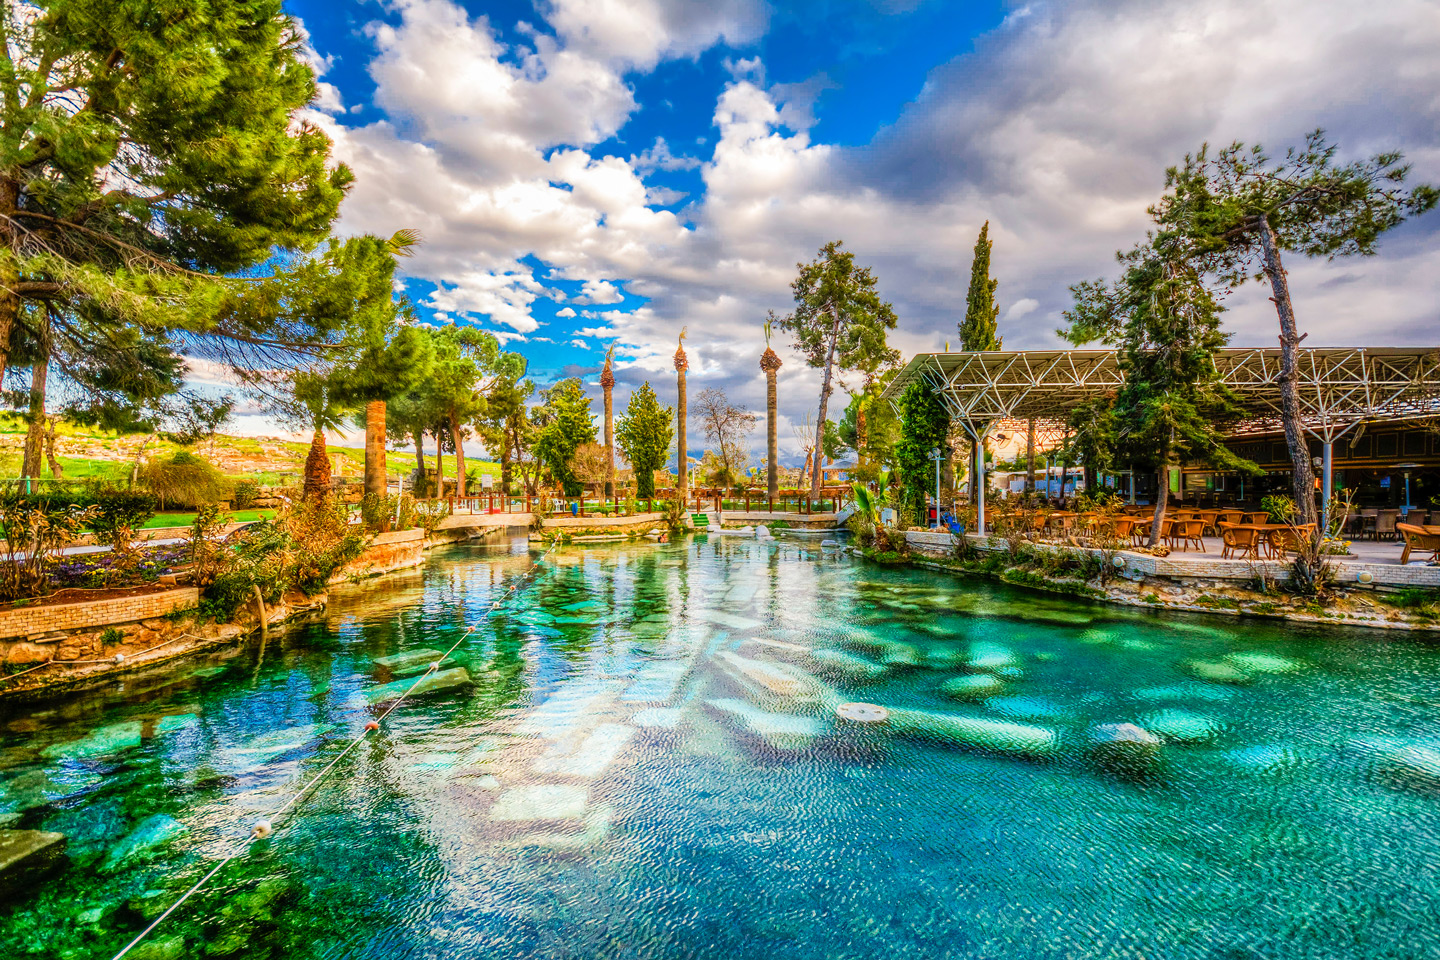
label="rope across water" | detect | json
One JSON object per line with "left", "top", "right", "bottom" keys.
{"left": 109, "top": 539, "right": 560, "bottom": 960}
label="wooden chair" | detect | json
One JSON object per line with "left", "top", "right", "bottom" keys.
{"left": 1398, "top": 523, "right": 1440, "bottom": 565}
{"left": 1218, "top": 522, "right": 1259, "bottom": 560}
{"left": 1217, "top": 510, "right": 1245, "bottom": 528}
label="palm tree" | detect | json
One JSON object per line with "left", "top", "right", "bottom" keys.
{"left": 760, "top": 319, "right": 782, "bottom": 502}
{"left": 601, "top": 345, "right": 616, "bottom": 501}
{"left": 362, "top": 229, "right": 422, "bottom": 498}
{"left": 674, "top": 329, "right": 688, "bottom": 501}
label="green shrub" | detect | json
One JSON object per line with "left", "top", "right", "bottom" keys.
{"left": 90, "top": 487, "right": 157, "bottom": 545}
{"left": 1261, "top": 494, "right": 1297, "bottom": 524}
{"left": 139, "top": 451, "right": 230, "bottom": 509}
{"left": 231, "top": 479, "right": 260, "bottom": 510}
{"left": 98, "top": 627, "right": 125, "bottom": 646}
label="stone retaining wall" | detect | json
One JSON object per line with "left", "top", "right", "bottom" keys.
{"left": 721, "top": 512, "right": 841, "bottom": 530}
{"left": 537, "top": 512, "right": 669, "bottom": 539}
{"left": 0, "top": 587, "right": 199, "bottom": 641}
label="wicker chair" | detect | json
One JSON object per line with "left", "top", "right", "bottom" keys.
{"left": 1266, "top": 524, "right": 1315, "bottom": 558}
{"left": 1397, "top": 523, "right": 1440, "bottom": 565}
{"left": 1218, "top": 522, "right": 1260, "bottom": 560}
{"left": 1166, "top": 518, "right": 1205, "bottom": 552}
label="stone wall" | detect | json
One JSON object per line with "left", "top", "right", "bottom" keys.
{"left": 0, "top": 588, "right": 199, "bottom": 641}
{"left": 538, "top": 512, "right": 669, "bottom": 539}
{"left": 721, "top": 512, "right": 841, "bottom": 530}
{"left": 335, "top": 529, "right": 425, "bottom": 582}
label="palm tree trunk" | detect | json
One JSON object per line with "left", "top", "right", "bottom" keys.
{"left": 1257, "top": 217, "right": 1317, "bottom": 527}
{"left": 810, "top": 310, "right": 840, "bottom": 496}
{"left": 21, "top": 347, "right": 48, "bottom": 478}
{"left": 364, "top": 400, "right": 387, "bottom": 497}
{"left": 677, "top": 369, "right": 688, "bottom": 499}
{"left": 765, "top": 369, "right": 778, "bottom": 499}
{"left": 602, "top": 371, "right": 615, "bottom": 501}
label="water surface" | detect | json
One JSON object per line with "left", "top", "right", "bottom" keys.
{"left": 3, "top": 536, "right": 1439, "bottom": 959}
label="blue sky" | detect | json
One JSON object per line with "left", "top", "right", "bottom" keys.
{"left": 257, "top": 0, "right": 1440, "bottom": 459}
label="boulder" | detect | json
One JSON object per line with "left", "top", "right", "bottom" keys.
{"left": 0, "top": 829, "right": 67, "bottom": 896}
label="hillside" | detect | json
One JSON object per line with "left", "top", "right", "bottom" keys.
{"left": 0, "top": 415, "right": 500, "bottom": 485}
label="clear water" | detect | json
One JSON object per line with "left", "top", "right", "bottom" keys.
{"left": 4, "top": 536, "right": 1440, "bottom": 959}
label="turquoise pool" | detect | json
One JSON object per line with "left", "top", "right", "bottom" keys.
{"left": 3, "top": 535, "right": 1440, "bottom": 959}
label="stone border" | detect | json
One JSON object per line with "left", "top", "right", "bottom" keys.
{"left": 0, "top": 587, "right": 199, "bottom": 641}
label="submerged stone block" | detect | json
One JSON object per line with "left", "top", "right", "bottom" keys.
{"left": 1142, "top": 709, "right": 1222, "bottom": 744}
{"left": 716, "top": 652, "right": 823, "bottom": 705}
{"left": 966, "top": 642, "right": 1020, "bottom": 675}
{"left": 40, "top": 721, "right": 144, "bottom": 761}
{"left": 1182, "top": 660, "right": 1252, "bottom": 686}
{"left": 1223, "top": 652, "right": 1306, "bottom": 675}
{"left": 373, "top": 648, "right": 446, "bottom": 675}
{"left": 705, "top": 698, "right": 828, "bottom": 752}
{"left": 940, "top": 675, "right": 1005, "bottom": 701}
{"left": 0, "top": 829, "right": 66, "bottom": 896}
{"left": 533, "top": 724, "right": 636, "bottom": 779}
{"left": 490, "top": 784, "right": 589, "bottom": 822}
{"left": 1088, "top": 722, "right": 1162, "bottom": 778}
{"left": 101, "top": 814, "right": 188, "bottom": 874}
{"left": 1357, "top": 738, "right": 1440, "bottom": 795}
{"left": 367, "top": 667, "right": 473, "bottom": 703}
{"left": 884, "top": 707, "right": 1058, "bottom": 759}
{"left": 808, "top": 649, "right": 887, "bottom": 683}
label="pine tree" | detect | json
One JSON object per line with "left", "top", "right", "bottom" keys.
{"left": 534, "top": 379, "right": 598, "bottom": 497}
{"left": 0, "top": 1, "right": 352, "bottom": 381}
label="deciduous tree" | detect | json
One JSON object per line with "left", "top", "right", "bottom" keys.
{"left": 777, "top": 241, "right": 899, "bottom": 495}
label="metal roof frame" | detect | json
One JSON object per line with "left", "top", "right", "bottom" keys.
{"left": 882, "top": 346, "right": 1440, "bottom": 442}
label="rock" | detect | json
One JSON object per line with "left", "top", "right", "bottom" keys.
{"left": 884, "top": 707, "right": 1059, "bottom": 759}
{"left": 3, "top": 642, "right": 50, "bottom": 665}
{"left": 1182, "top": 660, "right": 1252, "bottom": 685}
{"left": 41, "top": 721, "right": 144, "bottom": 760}
{"left": 101, "top": 814, "right": 189, "bottom": 874}
{"left": 705, "top": 698, "right": 829, "bottom": 752}
{"left": 0, "top": 829, "right": 67, "bottom": 896}
{"left": 940, "top": 674, "right": 1005, "bottom": 701}
{"left": 1088, "top": 723, "right": 1162, "bottom": 778}
{"left": 808, "top": 649, "right": 887, "bottom": 683}
{"left": 1142, "top": 709, "right": 1222, "bottom": 744}
{"left": 366, "top": 667, "right": 473, "bottom": 704}
{"left": 219, "top": 876, "right": 290, "bottom": 923}
{"left": 1223, "top": 652, "right": 1306, "bottom": 675}
{"left": 489, "top": 784, "right": 589, "bottom": 822}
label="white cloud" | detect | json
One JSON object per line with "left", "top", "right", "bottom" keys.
{"left": 306, "top": 0, "right": 1440, "bottom": 456}
{"left": 556, "top": 307, "right": 578, "bottom": 318}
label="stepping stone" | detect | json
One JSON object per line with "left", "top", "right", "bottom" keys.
{"left": 0, "top": 829, "right": 66, "bottom": 895}
{"left": 490, "top": 784, "right": 589, "bottom": 822}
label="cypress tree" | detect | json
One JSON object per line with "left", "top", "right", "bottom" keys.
{"left": 959, "top": 222, "right": 1002, "bottom": 351}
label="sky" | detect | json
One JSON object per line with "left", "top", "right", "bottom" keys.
{"left": 246, "top": 0, "right": 1440, "bottom": 462}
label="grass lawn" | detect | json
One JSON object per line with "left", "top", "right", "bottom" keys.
{"left": 142, "top": 509, "right": 275, "bottom": 529}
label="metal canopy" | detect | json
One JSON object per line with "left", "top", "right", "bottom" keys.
{"left": 882, "top": 346, "right": 1440, "bottom": 441}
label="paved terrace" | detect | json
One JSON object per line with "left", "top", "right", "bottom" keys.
{"left": 905, "top": 530, "right": 1440, "bottom": 589}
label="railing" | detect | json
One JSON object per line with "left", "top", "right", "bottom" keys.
{"left": 429, "top": 486, "right": 849, "bottom": 519}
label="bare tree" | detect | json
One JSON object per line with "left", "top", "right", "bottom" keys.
{"left": 694, "top": 387, "right": 759, "bottom": 489}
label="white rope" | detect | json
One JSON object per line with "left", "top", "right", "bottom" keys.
{"left": 110, "top": 541, "right": 560, "bottom": 960}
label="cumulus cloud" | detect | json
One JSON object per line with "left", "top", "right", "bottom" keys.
{"left": 309, "top": 0, "right": 1440, "bottom": 458}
